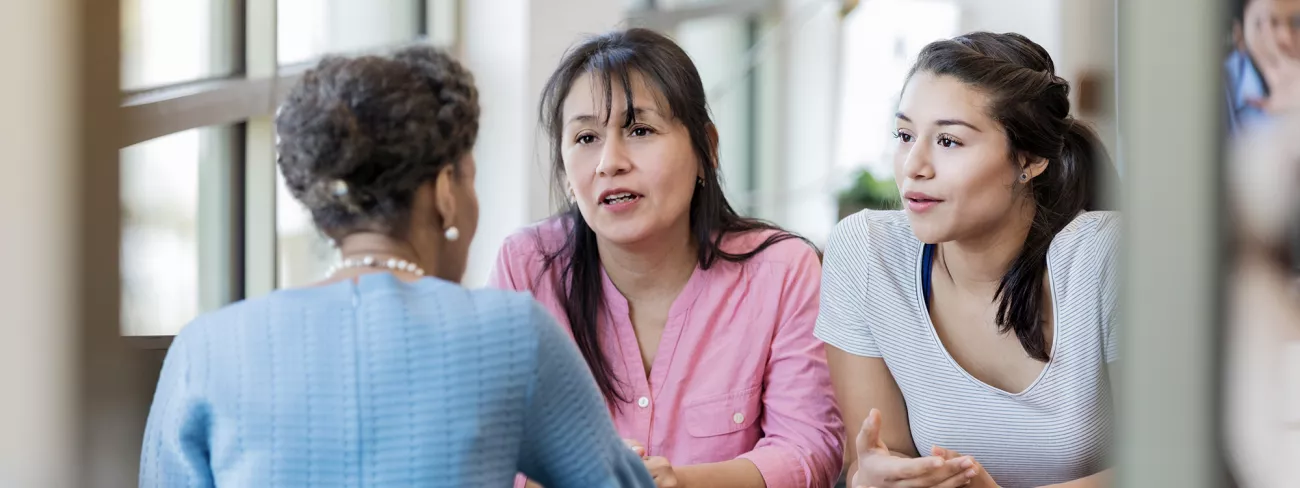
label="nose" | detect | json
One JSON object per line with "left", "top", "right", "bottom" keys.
{"left": 900, "top": 140, "right": 934, "bottom": 181}
{"left": 595, "top": 136, "right": 633, "bottom": 177}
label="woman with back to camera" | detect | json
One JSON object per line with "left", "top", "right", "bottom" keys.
{"left": 138, "top": 46, "right": 654, "bottom": 488}
{"left": 816, "top": 32, "right": 1120, "bottom": 488}
{"left": 490, "top": 28, "right": 844, "bottom": 488}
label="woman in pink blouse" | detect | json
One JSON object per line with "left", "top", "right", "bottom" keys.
{"left": 490, "top": 28, "right": 843, "bottom": 488}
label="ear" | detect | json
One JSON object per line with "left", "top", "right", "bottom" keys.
{"left": 705, "top": 123, "right": 720, "bottom": 170}
{"left": 433, "top": 165, "right": 458, "bottom": 230}
{"left": 1023, "top": 155, "right": 1050, "bottom": 181}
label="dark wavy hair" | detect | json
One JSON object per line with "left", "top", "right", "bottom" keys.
{"left": 275, "top": 45, "right": 480, "bottom": 240}
{"left": 537, "top": 28, "right": 804, "bottom": 403}
{"left": 909, "top": 32, "right": 1117, "bottom": 361}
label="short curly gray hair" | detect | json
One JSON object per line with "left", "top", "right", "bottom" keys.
{"left": 275, "top": 45, "right": 479, "bottom": 240}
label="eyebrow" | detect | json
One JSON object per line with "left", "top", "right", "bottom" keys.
{"left": 894, "top": 112, "right": 983, "bottom": 132}
{"left": 567, "top": 106, "right": 663, "bottom": 126}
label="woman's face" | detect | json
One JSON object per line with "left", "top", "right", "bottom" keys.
{"left": 893, "top": 71, "right": 1033, "bottom": 244}
{"left": 559, "top": 71, "right": 701, "bottom": 247}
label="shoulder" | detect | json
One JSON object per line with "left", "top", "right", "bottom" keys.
{"left": 719, "top": 227, "right": 820, "bottom": 270}
{"left": 1053, "top": 211, "right": 1120, "bottom": 254}
{"left": 501, "top": 216, "right": 570, "bottom": 256}
{"left": 824, "top": 210, "right": 919, "bottom": 264}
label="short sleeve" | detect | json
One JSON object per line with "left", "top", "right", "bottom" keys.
{"left": 814, "top": 214, "right": 882, "bottom": 357}
{"left": 1095, "top": 212, "right": 1122, "bottom": 363}
{"left": 487, "top": 234, "right": 529, "bottom": 291}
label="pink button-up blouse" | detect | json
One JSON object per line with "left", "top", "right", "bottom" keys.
{"left": 489, "top": 219, "right": 844, "bottom": 488}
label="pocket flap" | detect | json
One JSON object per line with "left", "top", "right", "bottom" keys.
{"left": 684, "top": 386, "right": 762, "bottom": 438}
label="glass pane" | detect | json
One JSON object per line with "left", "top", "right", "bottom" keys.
{"left": 674, "top": 15, "right": 756, "bottom": 213}
{"left": 120, "top": 0, "right": 237, "bottom": 90}
{"left": 278, "top": 0, "right": 424, "bottom": 66}
{"left": 277, "top": 172, "right": 338, "bottom": 288}
{"left": 121, "top": 130, "right": 199, "bottom": 336}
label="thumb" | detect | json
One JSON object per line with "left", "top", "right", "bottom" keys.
{"left": 856, "top": 409, "right": 885, "bottom": 456}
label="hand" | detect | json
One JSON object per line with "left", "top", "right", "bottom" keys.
{"left": 624, "top": 438, "right": 647, "bottom": 458}
{"left": 932, "top": 446, "right": 998, "bottom": 488}
{"left": 1246, "top": 3, "right": 1300, "bottom": 114}
{"left": 644, "top": 456, "right": 683, "bottom": 488}
{"left": 852, "top": 409, "right": 976, "bottom": 488}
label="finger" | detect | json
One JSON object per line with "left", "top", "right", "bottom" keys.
{"left": 892, "top": 456, "right": 971, "bottom": 487}
{"left": 856, "top": 409, "right": 884, "bottom": 456}
{"left": 930, "top": 468, "right": 978, "bottom": 488}
{"left": 882, "top": 455, "right": 944, "bottom": 481}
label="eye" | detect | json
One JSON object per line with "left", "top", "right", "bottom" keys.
{"left": 937, "top": 135, "right": 962, "bottom": 148}
{"left": 892, "top": 130, "right": 914, "bottom": 144}
{"left": 630, "top": 126, "right": 653, "bottom": 137}
{"left": 575, "top": 133, "right": 597, "bottom": 145}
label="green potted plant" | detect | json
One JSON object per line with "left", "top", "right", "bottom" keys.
{"left": 837, "top": 168, "right": 900, "bottom": 220}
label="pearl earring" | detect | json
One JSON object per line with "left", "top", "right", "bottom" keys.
{"left": 444, "top": 226, "right": 460, "bottom": 242}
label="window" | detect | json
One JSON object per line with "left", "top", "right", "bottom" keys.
{"left": 120, "top": 0, "right": 239, "bottom": 90}
{"left": 120, "top": 1, "right": 439, "bottom": 338}
{"left": 278, "top": 0, "right": 425, "bottom": 66}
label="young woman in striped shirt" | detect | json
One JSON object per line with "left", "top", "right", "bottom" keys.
{"left": 816, "top": 32, "right": 1120, "bottom": 488}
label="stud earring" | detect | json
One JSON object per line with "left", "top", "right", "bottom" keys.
{"left": 697, "top": 177, "right": 705, "bottom": 187}
{"left": 1019, "top": 172, "right": 1029, "bottom": 183}
{"left": 444, "top": 226, "right": 460, "bottom": 242}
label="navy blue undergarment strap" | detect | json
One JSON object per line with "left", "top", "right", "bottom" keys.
{"left": 922, "top": 243, "right": 936, "bottom": 304}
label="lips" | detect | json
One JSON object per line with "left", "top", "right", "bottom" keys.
{"left": 903, "top": 191, "right": 943, "bottom": 213}
{"left": 598, "top": 188, "right": 643, "bottom": 206}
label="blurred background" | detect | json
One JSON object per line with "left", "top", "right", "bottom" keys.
{"left": 0, "top": 0, "right": 1271, "bottom": 486}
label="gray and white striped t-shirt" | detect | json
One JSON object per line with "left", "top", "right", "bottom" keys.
{"left": 815, "top": 210, "right": 1119, "bottom": 488}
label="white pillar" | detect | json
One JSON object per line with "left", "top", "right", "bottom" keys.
{"left": 0, "top": 1, "right": 78, "bottom": 486}
{"left": 460, "top": 0, "right": 624, "bottom": 286}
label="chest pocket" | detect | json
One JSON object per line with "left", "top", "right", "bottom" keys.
{"left": 684, "top": 385, "right": 762, "bottom": 437}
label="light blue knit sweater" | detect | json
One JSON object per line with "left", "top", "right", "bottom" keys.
{"left": 140, "top": 273, "right": 653, "bottom": 487}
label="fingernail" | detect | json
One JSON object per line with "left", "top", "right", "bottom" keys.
{"left": 961, "top": 458, "right": 973, "bottom": 468}
{"left": 933, "top": 458, "right": 943, "bottom": 468}
{"left": 966, "top": 468, "right": 977, "bottom": 477}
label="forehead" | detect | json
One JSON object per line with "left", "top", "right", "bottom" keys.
{"left": 898, "top": 71, "right": 994, "bottom": 124}
{"left": 561, "top": 70, "right": 669, "bottom": 120}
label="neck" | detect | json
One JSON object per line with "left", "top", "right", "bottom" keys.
{"left": 937, "top": 201, "right": 1035, "bottom": 295}
{"left": 598, "top": 222, "right": 697, "bottom": 303}
{"left": 330, "top": 232, "right": 437, "bottom": 283}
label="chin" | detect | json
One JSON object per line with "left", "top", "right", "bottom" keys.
{"left": 905, "top": 216, "right": 951, "bottom": 244}
{"left": 589, "top": 218, "right": 659, "bottom": 246}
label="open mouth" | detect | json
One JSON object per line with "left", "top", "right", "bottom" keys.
{"left": 600, "top": 192, "right": 642, "bottom": 205}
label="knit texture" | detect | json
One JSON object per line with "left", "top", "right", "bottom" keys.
{"left": 140, "top": 273, "right": 653, "bottom": 488}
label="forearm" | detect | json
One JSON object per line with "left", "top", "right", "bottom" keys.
{"left": 1039, "top": 469, "right": 1112, "bottom": 488}
{"left": 677, "top": 459, "right": 767, "bottom": 488}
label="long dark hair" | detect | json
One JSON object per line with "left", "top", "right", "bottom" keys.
{"left": 909, "top": 32, "right": 1117, "bottom": 361}
{"left": 536, "top": 28, "right": 802, "bottom": 403}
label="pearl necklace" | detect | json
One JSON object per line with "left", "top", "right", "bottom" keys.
{"left": 327, "top": 255, "right": 426, "bottom": 278}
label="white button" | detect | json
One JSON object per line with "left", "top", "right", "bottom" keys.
{"left": 637, "top": 396, "right": 650, "bottom": 408}
{"left": 732, "top": 412, "right": 745, "bottom": 424}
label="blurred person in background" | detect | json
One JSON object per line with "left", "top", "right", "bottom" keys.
{"left": 491, "top": 28, "right": 844, "bottom": 488}
{"left": 139, "top": 46, "right": 654, "bottom": 488}
{"left": 1227, "top": 0, "right": 1300, "bottom": 134}
{"left": 1224, "top": 114, "right": 1300, "bottom": 488}
{"left": 817, "top": 32, "right": 1119, "bottom": 488}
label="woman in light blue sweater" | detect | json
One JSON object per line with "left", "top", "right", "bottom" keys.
{"left": 139, "top": 46, "right": 655, "bottom": 488}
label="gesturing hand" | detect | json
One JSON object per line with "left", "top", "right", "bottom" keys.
{"left": 852, "top": 409, "right": 977, "bottom": 488}
{"left": 932, "top": 446, "right": 998, "bottom": 488}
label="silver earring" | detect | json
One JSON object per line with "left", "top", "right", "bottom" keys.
{"left": 444, "top": 226, "right": 460, "bottom": 242}
{"left": 697, "top": 177, "right": 705, "bottom": 187}
{"left": 1019, "top": 172, "right": 1029, "bottom": 182}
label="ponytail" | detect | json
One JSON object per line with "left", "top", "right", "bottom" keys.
{"left": 995, "top": 119, "right": 1111, "bottom": 361}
